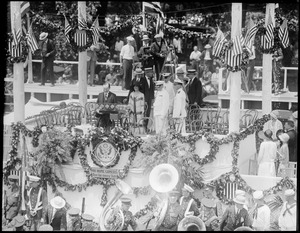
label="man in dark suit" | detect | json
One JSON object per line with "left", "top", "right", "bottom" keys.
{"left": 186, "top": 69, "right": 203, "bottom": 107}
{"left": 96, "top": 83, "right": 117, "bottom": 128}
{"left": 219, "top": 195, "right": 252, "bottom": 231}
{"left": 39, "top": 32, "right": 56, "bottom": 86}
{"left": 284, "top": 120, "right": 297, "bottom": 162}
{"left": 43, "top": 196, "right": 67, "bottom": 231}
{"left": 140, "top": 67, "right": 155, "bottom": 131}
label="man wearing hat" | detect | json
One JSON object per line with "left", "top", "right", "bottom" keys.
{"left": 120, "top": 36, "right": 136, "bottom": 90}
{"left": 257, "top": 129, "right": 277, "bottom": 177}
{"left": 153, "top": 80, "right": 170, "bottom": 135}
{"left": 24, "top": 175, "right": 48, "bottom": 231}
{"left": 200, "top": 44, "right": 213, "bottom": 70}
{"left": 179, "top": 184, "right": 199, "bottom": 217}
{"left": 67, "top": 208, "right": 81, "bottom": 231}
{"left": 39, "top": 32, "right": 56, "bottom": 86}
{"left": 163, "top": 73, "right": 175, "bottom": 115}
{"left": 150, "top": 34, "right": 169, "bottom": 80}
{"left": 278, "top": 189, "right": 296, "bottom": 231}
{"left": 5, "top": 213, "right": 26, "bottom": 231}
{"left": 186, "top": 69, "right": 203, "bottom": 107}
{"left": 157, "top": 190, "right": 184, "bottom": 231}
{"left": 138, "top": 34, "right": 154, "bottom": 69}
{"left": 43, "top": 196, "right": 67, "bottom": 231}
{"left": 4, "top": 175, "right": 20, "bottom": 223}
{"left": 219, "top": 195, "right": 251, "bottom": 231}
{"left": 172, "top": 78, "right": 188, "bottom": 133}
{"left": 283, "top": 120, "right": 297, "bottom": 162}
{"left": 203, "top": 183, "right": 223, "bottom": 218}
{"left": 234, "top": 189, "right": 249, "bottom": 210}
{"left": 199, "top": 198, "right": 219, "bottom": 231}
{"left": 249, "top": 190, "right": 270, "bottom": 231}
{"left": 263, "top": 111, "right": 283, "bottom": 141}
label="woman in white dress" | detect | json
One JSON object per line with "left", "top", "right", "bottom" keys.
{"left": 263, "top": 111, "right": 283, "bottom": 141}
{"left": 257, "top": 129, "right": 277, "bottom": 177}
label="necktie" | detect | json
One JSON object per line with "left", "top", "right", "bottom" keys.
{"left": 51, "top": 208, "right": 57, "bottom": 223}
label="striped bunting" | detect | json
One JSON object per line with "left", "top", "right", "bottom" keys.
{"left": 64, "top": 16, "right": 72, "bottom": 43}
{"left": 21, "top": 1, "right": 30, "bottom": 18}
{"left": 78, "top": 10, "right": 88, "bottom": 30}
{"left": 143, "top": 2, "right": 164, "bottom": 18}
{"left": 90, "top": 16, "right": 103, "bottom": 45}
{"left": 156, "top": 15, "right": 164, "bottom": 35}
{"left": 12, "top": 13, "right": 22, "bottom": 48}
{"left": 265, "top": 13, "right": 274, "bottom": 44}
{"left": 8, "top": 39, "right": 22, "bottom": 57}
{"left": 260, "top": 35, "right": 274, "bottom": 50}
{"left": 278, "top": 19, "right": 289, "bottom": 48}
{"left": 26, "top": 26, "right": 39, "bottom": 53}
{"left": 212, "top": 28, "right": 226, "bottom": 58}
{"left": 225, "top": 49, "right": 241, "bottom": 68}
{"left": 224, "top": 183, "right": 238, "bottom": 200}
{"left": 74, "top": 29, "right": 87, "bottom": 47}
{"left": 244, "top": 18, "right": 258, "bottom": 47}
{"left": 232, "top": 35, "right": 243, "bottom": 56}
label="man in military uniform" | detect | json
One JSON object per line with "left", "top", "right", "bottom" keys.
{"left": 179, "top": 184, "right": 199, "bottom": 217}
{"left": 67, "top": 208, "right": 81, "bottom": 231}
{"left": 81, "top": 213, "right": 98, "bottom": 231}
{"left": 157, "top": 190, "right": 184, "bottom": 231}
{"left": 199, "top": 198, "right": 219, "bottom": 231}
{"left": 4, "top": 175, "right": 20, "bottom": 224}
{"left": 24, "top": 175, "right": 48, "bottom": 231}
{"left": 203, "top": 183, "right": 223, "bottom": 219}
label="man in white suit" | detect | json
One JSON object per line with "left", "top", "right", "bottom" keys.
{"left": 172, "top": 78, "right": 187, "bottom": 133}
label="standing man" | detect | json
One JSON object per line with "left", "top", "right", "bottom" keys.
{"left": 140, "top": 67, "right": 155, "bottom": 131}
{"left": 278, "top": 189, "right": 297, "bottom": 231}
{"left": 44, "top": 196, "right": 67, "bottom": 231}
{"left": 157, "top": 190, "right": 184, "bottom": 231}
{"left": 150, "top": 34, "right": 169, "bottom": 80}
{"left": 138, "top": 35, "right": 154, "bottom": 69}
{"left": 87, "top": 38, "right": 102, "bottom": 86}
{"left": 172, "top": 78, "right": 188, "bottom": 134}
{"left": 24, "top": 175, "right": 48, "bottom": 231}
{"left": 39, "top": 32, "right": 56, "bottom": 86}
{"left": 186, "top": 69, "right": 203, "bottom": 107}
{"left": 179, "top": 184, "right": 199, "bottom": 217}
{"left": 153, "top": 80, "right": 169, "bottom": 135}
{"left": 120, "top": 36, "right": 135, "bottom": 90}
{"left": 249, "top": 190, "right": 270, "bottom": 231}
{"left": 203, "top": 184, "right": 223, "bottom": 221}
{"left": 284, "top": 120, "right": 297, "bottom": 162}
{"left": 162, "top": 73, "right": 175, "bottom": 115}
{"left": 114, "top": 36, "right": 124, "bottom": 62}
{"left": 67, "top": 208, "right": 81, "bottom": 231}
{"left": 199, "top": 198, "right": 219, "bottom": 231}
{"left": 189, "top": 46, "right": 202, "bottom": 78}
{"left": 4, "top": 175, "right": 20, "bottom": 224}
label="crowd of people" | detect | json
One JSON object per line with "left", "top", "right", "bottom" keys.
{"left": 3, "top": 174, "right": 297, "bottom": 231}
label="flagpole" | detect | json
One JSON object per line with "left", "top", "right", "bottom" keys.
{"left": 10, "top": 2, "right": 25, "bottom": 124}
{"left": 142, "top": 2, "right": 146, "bottom": 29}
{"left": 262, "top": 4, "right": 275, "bottom": 114}
{"left": 26, "top": 12, "right": 34, "bottom": 84}
{"left": 228, "top": 3, "right": 242, "bottom": 133}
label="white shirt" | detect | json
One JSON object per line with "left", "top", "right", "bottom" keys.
{"left": 173, "top": 88, "right": 187, "bottom": 118}
{"left": 145, "top": 76, "right": 150, "bottom": 87}
{"left": 115, "top": 40, "right": 124, "bottom": 52}
{"left": 252, "top": 204, "right": 271, "bottom": 231}
{"left": 120, "top": 44, "right": 135, "bottom": 60}
{"left": 163, "top": 81, "right": 175, "bottom": 112}
{"left": 153, "top": 89, "right": 169, "bottom": 117}
{"left": 189, "top": 51, "right": 201, "bottom": 61}
{"left": 278, "top": 201, "right": 297, "bottom": 231}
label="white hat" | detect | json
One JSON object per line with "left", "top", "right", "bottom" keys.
{"left": 174, "top": 78, "right": 183, "bottom": 85}
{"left": 204, "top": 44, "right": 211, "bottom": 49}
{"left": 233, "top": 195, "right": 246, "bottom": 205}
{"left": 270, "top": 111, "right": 278, "bottom": 119}
{"left": 278, "top": 133, "right": 290, "bottom": 143}
{"left": 253, "top": 190, "right": 264, "bottom": 200}
{"left": 235, "top": 189, "right": 246, "bottom": 197}
{"left": 154, "top": 34, "right": 162, "bottom": 39}
{"left": 38, "top": 224, "right": 53, "bottom": 231}
{"left": 142, "top": 35, "right": 150, "bottom": 40}
{"left": 28, "top": 175, "right": 41, "bottom": 182}
{"left": 292, "top": 111, "right": 298, "bottom": 119}
{"left": 50, "top": 196, "right": 66, "bottom": 209}
{"left": 155, "top": 80, "right": 164, "bottom": 86}
{"left": 182, "top": 183, "right": 194, "bottom": 193}
{"left": 284, "top": 189, "right": 295, "bottom": 196}
{"left": 126, "top": 36, "right": 134, "bottom": 41}
{"left": 39, "top": 32, "right": 48, "bottom": 41}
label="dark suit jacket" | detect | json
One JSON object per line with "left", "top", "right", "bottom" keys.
{"left": 44, "top": 205, "right": 67, "bottom": 230}
{"left": 286, "top": 129, "right": 297, "bottom": 162}
{"left": 39, "top": 39, "right": 56, "bottom": 61}
{"left": 96, "top": 91, "right": 117, "bottom": 105}
{"left": 219, "top": 205, "right": 251, "bottom": 231}
{"left": 140, "top": 76, "right": 155, "bottom": 103}
{"left": 187, "top": 77, "right": 203, "bottom": 106}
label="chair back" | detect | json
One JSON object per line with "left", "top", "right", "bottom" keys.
{"left": 84, "top": 102, "right": 99, "bottom": 125}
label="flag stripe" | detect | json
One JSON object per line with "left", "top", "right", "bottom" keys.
{"left": 65, "top": 16, "right": 72, "bottom": 43}
{"left": 225, "top": 49, "right": 241, "bottom": 68}
{"left": 233, "top": 35, "right": 243, "bottom": 56}
{"left": 74, "top": 30, "right": 87, "bottom": 46}
{"left": 78, "top": 11, "right": 88, "bottom": 30}
{"left": 26, "top": 27, "right": 39, "bottom": 53}
{"left": 279, "top": 19, "right": 289, "bottom": 48}
{"left": 212, "top": 28, "right": 226, "bottom": 57}
{"left": 21, "top": 1, "right": 30, "bottom": 18}
{"left": 9, "top": 40, "right": 22, "bottom": 57}
{"left": 143, "top": 2, "right": 164, "bottom": 18}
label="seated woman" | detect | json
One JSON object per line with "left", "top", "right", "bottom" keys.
{"left": 57, "top": 64, "right": 73, "bottom": 84}
{"left": 201, "top": 64, "right": 216, "bottom": 96}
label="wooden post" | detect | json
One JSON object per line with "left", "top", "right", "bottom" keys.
{"left": 11, "top": 2, "right": 25, "bottom": 123}
{"left": 262, "top": 4, "right": 275, "bottom": 114}
{"left": 78, "top": 1, "right": 87, "bottom": 116}
{"left": 26, "top": 13, "right": 34, "bottom": 83}
{"left": 228, "top": 3, "right": 242, "bottom": 133}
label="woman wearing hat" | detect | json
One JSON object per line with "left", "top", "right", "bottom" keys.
{"left": 263, "top": 111, "right": 283, "bottom": 141}
{"left": 5, "top": 213, "right": 26, "bottom": 231}
{"left": 219, "top": 195, "right": 251, "bottom": 231}
{"left": 138, "top": 34, "right": 154, "bottom": 69}
{"left": 276, "top": 130, "right": 289, "bottom": 177}
{"left": 43, "top": 196, "right": 67, "bottom": 231}
{"left": 4, "top": 175, "right": 20, "bottom": 223}
{"left": 257, "top": 129, "right": 277, "bottom": 177}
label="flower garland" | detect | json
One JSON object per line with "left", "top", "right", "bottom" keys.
{"left": 134, "top": 196, "right": 160, "bottom": 219}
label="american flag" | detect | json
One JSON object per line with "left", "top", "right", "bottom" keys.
{"left": 232, "top": 35, "right": 243, "bottom": 56}
{"left": 90, "top": 16, "right": 103, "bottom": 45}
{"left": 8, "top": 38, "right": 22, "bottom": 57}
{"left": 20, "top": 1, "right": 30, "bottom": 18}
{"left": 143, "top": 2, "right": 164, "bottom": 18}
{"left": 26, "top": 26, "right": 39, "bottom": 53}
{"left": 278, "top": 19, "right": 289, "bottom": 48}
{"left": 244, "top": 17, "right": 258, "bottom": 47}
{"left": 225, "top": 49, "right": 241, "bottom": 68}
{"left": 265, "top": 13, "right": 274, "bottom": 44}
{"left": 155, "top": 15, "right": 165, "bottom": 35}
{"left": 64, "top": 16, "right": 72, "bottom": 43}
{"left": 78, "top": 10, "right": 88, "bottom": 30}
{"left": 212, "top": 28, "right": 226, "bottom": 58}
{"left": 12, "top": 13, "right": 22, "bottom": 48}
{"left": 74, "top": 29, "right": 87, "bottom": 47}
{"left": 261, "top": 35, "right": 274, "bottom": 50}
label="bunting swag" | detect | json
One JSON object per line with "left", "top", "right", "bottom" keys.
{"left": 74, "top": 29, "right": 87, "bottom": 47}
{"left": 8, "top": 39, "right": 22, "bottom": 58}
{"left": 143, "top": 2, "right": 164, "bottom": 18}
{"left": 261, "top": 35, "right": 274, "bottom": 50}
{"left": 26, "top": 26, "right": 39, "bottom": 53}
{"left": 90, "top": 16, "right": 102, "bottom": 45}
{"left": 265, "top": 13, "right": 274, "bottom": 44}
{"left": 225, "top": 49, "right": 241, "bottom": 69}
{"left": 64, "top": 16, "right": 72, "bottom": 43}
{"left": 232, "top": 35, "right": 243, "bottom": 56}
{"left": 278, "top": 19, "right": 289, "bottom": 48}
{"left": 244, "top": 18, "right": 258, "bottom": 47}
{"left": 212, "top": 28, "right": 226, "bottom": 57}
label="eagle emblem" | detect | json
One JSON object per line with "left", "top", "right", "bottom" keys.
{"left": 93, "top": 141, "right": 118, "bottom": 167}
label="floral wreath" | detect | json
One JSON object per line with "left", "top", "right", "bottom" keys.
{"left": 6, "top": 33, "right": 29, "bottom": 64}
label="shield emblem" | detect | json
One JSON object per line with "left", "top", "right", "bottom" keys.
{"left": 93, "top": 141, "right": 118, "bottom": 167}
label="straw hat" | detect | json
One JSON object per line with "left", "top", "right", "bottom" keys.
{"left": 39, "top": 32, "right": 48, "bottom": 41}
{"left": 235, "top": 189, "right": 246, "bottom": 197}
{"left": 120, "top": 197, "right": 132, "bottom": 206}
{"left": 161, "top": 73, "right": 171, "bottom": 78}
{"left": 142, "top": 35, "right": 150, "bottom": 41}
{"left": 182, "top": 184, "right": 194, "bottom": 193}
{"left": 284, "top": 189, "right": 295, "bottom": 197}
{"left": 187, "top": 69, "right": 196, "bottom": 74}
{"left": 67, "top": 208, "right": 80, "bottom": 216}
{"left": 204, "top": 44, "right": 212, "bottom": 49}
{"left": 176, "top": 68, "right": 185, "bottom": 74}
{"left": 82, "top": 214, "right": 94, "bottom": 221}
{"left": 28, "top": 175, "right": 41, "bottom": 182}
{"left": 253, "top": 190, "right": 264, "bottom": 200}
{"left": 134, "top": 68, "right": 144, "bottom": 75}
{"left": 126, "top": 36, "right": 134, "bottom": 41}
{"left": 258, "top": 129, "right": 273, "bottom": 140}
{"left": 38, "top": 224, "right": 53, "bottom": 231}
{"left": 154, "top": 34, "right": 162, "bottom": 39}
{"left": 144, "top": 67, "right": 153, "bottom": 72}
{"left": 50, "top": 196, "right": 66, "bottom": 209}
{"left": 233, "top": 195, "right": 246, "bottom": 205}
{"left": 270, "top": 111, "right": 278, "bottom": 119}
{"left": 278, "top": 133, "right": 290, "bottom": 143}
{"left": 169, "top": 190, "right": 180, "bottom": 196}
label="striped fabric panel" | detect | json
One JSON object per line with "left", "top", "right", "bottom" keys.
{"left": 212, "top": 28, "right": 226, "bottom": 57}
{"left": 224, "top": 183, "right": 238, "bottom": 200}
{"left": 225, "top": 49, "right": 241, "bottom": 68}
{"left": 143, "top": 2, "right": 164, "bottom": 18}
{"left": 8, "top": 40, "right": 22, "bottom": 57}
{"left": 278, "top": 19, "right": 289, "bottom": 48}
{"left": 65, "top": 17, "right": 72, "bottom": 43}
{"left": 20, "top": 1, "right": 30, "bottom": 18}
{"left": 74, "top": 30, "right": 87, "bottom": 47}
{"left": 233, "top": 35, "right": 243, "bottom": 56}
{"left": 244, "top": 25, "right": 258, "bottom": 46}
{"left": 26, "top": 27, "right": 39, "bottom": 53}
{"left": 78, "top": 11, "right": 88, "bottom": 30}
{"left": 265, "top": 14, "right": 274, "bottom": 44}
{"left": 261, "top": 35, "right": 274, "bottom": 50}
